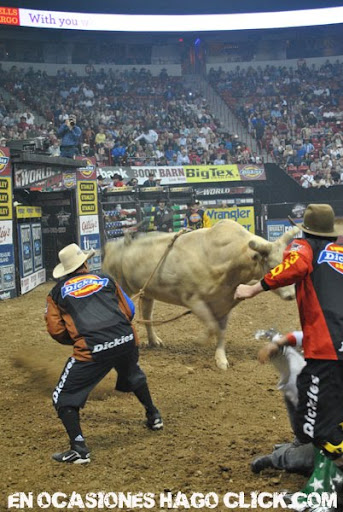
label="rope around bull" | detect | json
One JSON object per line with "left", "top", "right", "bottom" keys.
{"left": 131, "top": 229, "right": 192, "bottom": 326}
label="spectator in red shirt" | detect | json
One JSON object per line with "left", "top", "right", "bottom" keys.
{"left": 112, "top": 173, "right": 124, "bottom": 187}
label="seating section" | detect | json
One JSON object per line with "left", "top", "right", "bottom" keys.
{"left": 0, "top": 66, "right": 252, "bottom": 169}
{"left": 208, "top": 60, "right": 343, "bottom": 187}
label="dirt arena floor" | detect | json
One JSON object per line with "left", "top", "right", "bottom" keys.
{"left": 1, "top": 282, "right": 309, "bottom": 511}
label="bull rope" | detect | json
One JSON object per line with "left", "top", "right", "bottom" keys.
{"left": 131, "top": 229, "right": 192, "bottom": 326}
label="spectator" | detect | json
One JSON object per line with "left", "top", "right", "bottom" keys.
{"left": 300, "top": 169, "right": 314, "bottom": 189}
{"left": 57, "top": 114, "right": 82, "bottom": 158}
{"left": 184, "top": 200, "right": 211, "bottom": 230}
{"left": 97, "top": 175, "right": 108, "bottom": 193}
{"left": 111, "top": 142, "right": 126, "bottom": 165}
{"left": 176, "top": 148, "right": 190, "bottom": 165}
{"left": 312, "top": 172, "right": 325, "bottom": 189}
{"left": 134, "top": 127, "right": 158, "bottom": 146}
{"left": 48, "top": 139, "right": 61, "bottom": 157}
{"left": 112, "top": 173, "right": 124, "bottom": 188}
{"left": 17, "top": 116, "right": 29, "bottom": 131}
{"left": 153, "top": 199, "right": 173, "bottom": 232}
{"left": 126, "top": 177, "right": 138, "bottom": 187}
{"left": 95, "top": 127, "right": 106, "bottom": 146}
{"left": 143, "top": 172, "right": 157, "bottom": 187}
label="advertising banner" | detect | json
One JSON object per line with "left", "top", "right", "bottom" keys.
{"left": 238, "top": 165, "right": 266, "bottom": 181}
{"left": 14, "top": 166, "right": 60, "bottom": 188}
{"left": 0, "top": 220, "right": 16, "bottom": 299}
{"left": 31, "top": 223, "right": 43, "bottom": 271}
{"left": 79, "top": 215, "right": 101, "bottom": 270}
{"left": 0, "top": 178, "right": 12, "bottom": 220}
{"left": 79, "top": 215, "right": 99, "bottom": 237}
{"left": 98, "top": 164, "right": 266, "bottom": 185}
{"left": 20, "top": 268, "right": 46, "bottom": 295}
{"left": 196, "top": 186, "right": 254, "bottom": 196}
{"left": 76, "top": 157, "right": 97, "bottom": 181}
{"left": 3, "top": 6, "right": 340, "bottom": 33}
{"left": 0, "top": 147, "right": 12, "bottom": 221}
{"left": 14, "top": 166, "right": 77, "bottom": 192}
{"left": 18, "top": 220, "right": 46, "bottom": 294}
{"left": 79, "top": 231, "right": 102, "bottom": 271}
{"left": 266, "top": 219, "right": 303, "bottom": 241}
{"left": 16, "top": 206, "right": 42, "bottom": 219}
{"left": 205, "top": 205, "right": 255, "bottom": 233}
{"left": 0, "top": 147, "right": 15, "bottom": 299}
{"left": 18, "top": 223, "right": 34, "bottom": 278}
{"left": 77, "top": 181, "right": 98, "bottom": 216}
{"left": 184, "top": 165, "right": 241, "bottom": 184}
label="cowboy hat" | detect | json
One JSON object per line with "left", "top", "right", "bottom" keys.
{"left": 53, "top": 243, "right": 95, "bottom": 279}
{"left": 288, "top": 204, "right": 339, "bottom": 237}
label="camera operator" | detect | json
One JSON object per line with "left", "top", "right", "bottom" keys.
{"left": 58, "top": 114, "right": 82, "bottom": 158}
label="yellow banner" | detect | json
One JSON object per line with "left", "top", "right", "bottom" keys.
{"left": 184, "top": 165, "right": 241, "bottom": 183}
{"left": 0, "top": 177, "right": 12, "bottom": 220}
{"left": 16, "top": 205, "right": 42, "bottom": 219}
{"left": 77, "top": 181, "right": 98, "bottom": 216}
{"left": 206, "top": 206, "right": 255, "bottom": 233}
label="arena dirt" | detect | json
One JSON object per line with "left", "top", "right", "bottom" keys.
{"left": 1, "top": 282, "right": 308, "bottom": 511}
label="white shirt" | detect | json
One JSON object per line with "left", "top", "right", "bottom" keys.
{"left": 300, "top": 173, "right": 314, "bottom": 189}
{"left": 135, "top": 130, "right": 159, "bottom": 144}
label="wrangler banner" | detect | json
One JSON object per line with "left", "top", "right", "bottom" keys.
{"left": 205, "top": 206, "right": 255, "bottom": 233}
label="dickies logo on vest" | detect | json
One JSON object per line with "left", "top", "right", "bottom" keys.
{"left": 318, "top": 243, "right": 343, "bottom": 274}
{"left": 62, "top": 274, "right": 109, "bottom": 299}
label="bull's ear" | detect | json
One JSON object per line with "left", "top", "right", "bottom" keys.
{"left": 279, "top": 226, "right": 300, "bottom": 245}
{"left": 249, "top": 237, "right": 272, "bottom": 256}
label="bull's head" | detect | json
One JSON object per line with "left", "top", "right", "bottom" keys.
{"left": 248, "top": 227, "right": 300, "bottom": 300}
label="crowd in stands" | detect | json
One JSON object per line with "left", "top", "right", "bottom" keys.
{"left": 0, "top": 65, "right": 256, "bottom": 168}
{"left": 1, "top": 59, "right": 343, "bottom": 188}
{"left": 209, "top": 59, "right": 343, "bottom": 187}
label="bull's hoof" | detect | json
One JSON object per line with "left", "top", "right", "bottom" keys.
{"left": 215, "top": 357, "right": 229, "bottom": 370}
{"left": 148, "top": 336, "right": 164, "bottom": 348}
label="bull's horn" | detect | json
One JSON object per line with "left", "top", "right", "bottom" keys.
{"left": 249, "top": 237, "right": 272, "bottom": 256}
{"left": 279, "top": 226, "right": 300, "bottom": 245}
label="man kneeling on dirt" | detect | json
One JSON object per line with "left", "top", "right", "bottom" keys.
{"left": 251, "top": 330, "right": 314, "bottom": 476}
{"left": 45, "top": 243, "right": 163, "bottom": 464}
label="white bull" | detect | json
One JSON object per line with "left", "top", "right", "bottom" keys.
{"left": 102, "top": 220, "right": 299, "bottom": 370}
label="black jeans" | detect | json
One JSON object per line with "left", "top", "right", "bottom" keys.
{"left": 53, "top": 345, "right": 146, "bottom": 410}
{"left": 295, "top": 359, "right": 343, "bottom": 458}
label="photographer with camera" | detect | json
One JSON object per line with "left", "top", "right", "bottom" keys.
{"left": 57, "top": 114, "right": 82, "bottom": 158}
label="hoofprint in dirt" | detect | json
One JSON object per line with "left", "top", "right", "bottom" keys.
{"left": 1, "top": 282, "right": 306, "bottom": 511}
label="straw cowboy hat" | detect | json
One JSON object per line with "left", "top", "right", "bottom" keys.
{"left": 53, "top": 243, "right": 95, "bottom": 279}
{"left": 288, "top": 204, "right": 339, "bottom": 238}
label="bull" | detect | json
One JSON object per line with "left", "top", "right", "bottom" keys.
{"left": 102, "top": 220, "right": 299, "bottom": 370}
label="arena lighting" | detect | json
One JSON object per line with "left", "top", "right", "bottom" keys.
{"left": 1, "top": 5, "right": 343, "bottom": 31}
